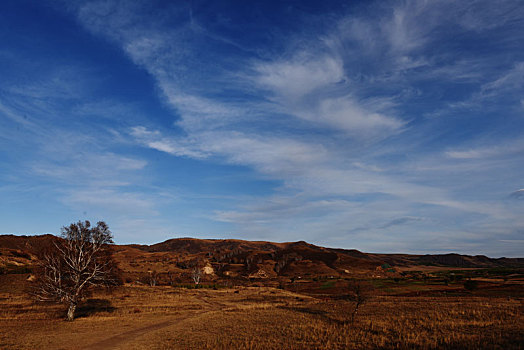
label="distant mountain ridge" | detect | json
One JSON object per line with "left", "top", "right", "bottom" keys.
{"left": 126, "top": 237, "right": 524, "bottom": 268}
{"left": 1, "top": 235, "right": 523, "bottom": 280}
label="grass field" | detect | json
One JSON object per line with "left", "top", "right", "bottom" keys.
{"left": 0, "top": 273, "right": 522, "bottom": 349}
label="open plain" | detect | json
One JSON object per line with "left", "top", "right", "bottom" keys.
{"left": 1, "top": 235, "right": 523, "bottom": 349}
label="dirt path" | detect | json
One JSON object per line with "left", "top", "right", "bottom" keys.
{"left": 81, "top": 297, "right": 231, "bottom": 350}
{"left": 81, "top": 311, "right": 211, "bottom": 350}
{"left": 81, "top": 319, "right": 174, "bottom": 350}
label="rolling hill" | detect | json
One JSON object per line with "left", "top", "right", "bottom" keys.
{"left": 2, "top": 234, "right": 523, "bottom": 286}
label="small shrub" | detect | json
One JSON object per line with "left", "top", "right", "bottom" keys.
{"left": 10, "top": 250, "right": 31, "bottom": 259}
{"left": 321, "top": 281, "right": 335, "bottom": 289}
{"left": 464, "top": 280, "right": 478, "bottom": 291}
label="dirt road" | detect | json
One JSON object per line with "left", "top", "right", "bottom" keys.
{"left": 82, "top": 310, "right": 214, "bottom": 350}
{"left": 81, "top": 295, "right": 230, "bottom": 350}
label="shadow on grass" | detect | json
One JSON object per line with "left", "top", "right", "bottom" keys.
{"left": 75, "top": 298, "right": 116, "bottom": 318}
{"left": 278, "top": 305, "right": 347, "bottom": 325}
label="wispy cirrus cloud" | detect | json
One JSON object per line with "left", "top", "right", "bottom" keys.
{"left": 130, "top": 126, "right": 207, "bottom": 159}
{"left": 0, "top": 50, "right": 170, "bottom": 236}
{"left": 253, "top": 55, "right": 345, "bottom": 101}
{"left": 510, "top": 189, "right": 524, "bottom": 200}
{"left": 445, "top": 139, "right": 524, "bottom": 159}
{"left": 60, "top": 0, "right": 524, "bottom": 255}
{"left": 64, "top": 188, "right": 157, "bottom": 215}
{"left": 1, "top": 0, "right": 523, "bottom": 255}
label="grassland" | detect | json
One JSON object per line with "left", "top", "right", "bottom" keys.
{"left": 0, "top": 273, "right": 522, "bottom": 349}
{"left": 1, "top": 235, "right": 523, "bottom": 349}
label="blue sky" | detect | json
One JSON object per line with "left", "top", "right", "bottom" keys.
{"left": 1, "top": 0, "right": 523, "bottom": 256}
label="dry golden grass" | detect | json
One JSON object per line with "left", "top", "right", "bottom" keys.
{"left": 143, "top": 296, "right": 523, "bottom": 350}
{"left": 0, "top": 279, "right": 522, "bottom": 349}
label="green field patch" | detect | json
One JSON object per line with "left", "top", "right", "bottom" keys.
{"left": 320, "top": 281, "right": 335, "bottom": 289}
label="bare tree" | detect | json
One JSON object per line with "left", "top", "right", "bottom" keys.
{"left": 32, "top": 220, "right": 117, "bottom": 321}
{"left": 347, "top": 280, "right": 372, "bottom": 324}
{"left": 167, "top": 270, "right": 180, "bottom": 286}
{"left": 192, "top": 267, "right": 201, "bottom": 285}
{"left": 148, "top": 270, "right": 158, "bottom": 287}
{"left": 167, "top": 271, "right": 174, "bottom": 286}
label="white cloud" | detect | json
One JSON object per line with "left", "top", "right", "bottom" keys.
{"left": 79, "top": 1, "right": 505, "bottom": 219}
{"left": 161, "top": 90, "right": 249, "bottom": 133}
{"left": 305, "top": 97, "right": 404, "bottom": 134}
{"left": 250, "top": 49, "right": 404, "bottom": 136}
{"left": 32, "top": 150, "right": 147, "bottom": 186}
{"left": 445, "top": 140, "right": 524, "bottom": 159}
{"left": 64, "top": 188, "right": 157, "bottom": 216}
{"left": 0, "top": 101, "right": 35, "bottom": 128}
{"left": 386, "top": 2, "right": 428, "bottom": 53}
{"left": 457, "top": 0, "right": 524, "bottom": 32}
{"left": 437, "top": 62, "right": 524, "bottom": 115}
{"left": 510, "top": 189, "right": 524, "bottom": 199}
{"left": 480, "top": 62, "right": 524, "bottom": 96}
{"left": 58, "top": 0, "right": 524, "bottom": 254}
{"left": 200, "top": 132, "right": 329, "bottom": 175}
{"left": 130, "top": 126, "right": 207, "bottom": 158}
{"left": 446, "top": 149, "right": 496, "bottom": 159}
{"left": 254, "top": 55, "right": 344, "bottom": 101}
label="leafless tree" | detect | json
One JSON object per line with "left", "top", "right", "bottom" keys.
{"left": 148, "top": 270, "right": 158, "bottom": 287}
{"left": 167, "top": 271, "right": 175, "bottom": 286}
{"left": 347, "top": 280, "right": 372, "bottom": 324}
{"left": 192, "top": 267, "right": 201, "bottom": 285}
{"left": 32, "top": 220, "right": 117, "bottom": 321}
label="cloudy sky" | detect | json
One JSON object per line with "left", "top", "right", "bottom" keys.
{"left": 1, "top": 0, "right": 523, "bottom": 256}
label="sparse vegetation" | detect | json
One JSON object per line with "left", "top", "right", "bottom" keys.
{"left": 1, "top": 284, "right": 522, "bottom": 349}
{"left": 1, "top": 234, "right": 522, "bottom": 348}
{"left": 463, "top": 279, "right": 479, "bottom": 291}
{"left": 192, "top": 267, "right": 202, "bottom": 285}
{"left": 148, "top": 270, "right": 158, "bottom": 287}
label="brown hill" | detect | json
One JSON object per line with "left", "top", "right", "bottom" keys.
{"left": 0, "top": 234, "right": 58, "bottom": 275}
{"left": 136, "top": 237, "right": 287, "bottom": 254}
{"left": 0, "top": 234, "right": 56, "bottom": 253}
{"left": 370, "top": 252, "right": 524, "bottom": 268}
{"left": 1, "top": 235, "right": 523, "bottom": 284}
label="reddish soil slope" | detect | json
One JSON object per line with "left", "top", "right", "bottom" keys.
{"left": 1, "top": 235, "right": 523, "bottom": 285}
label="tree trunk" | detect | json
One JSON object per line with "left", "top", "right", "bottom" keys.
{"left": 66, "top": 302, "right": 77, "bottom": 321}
